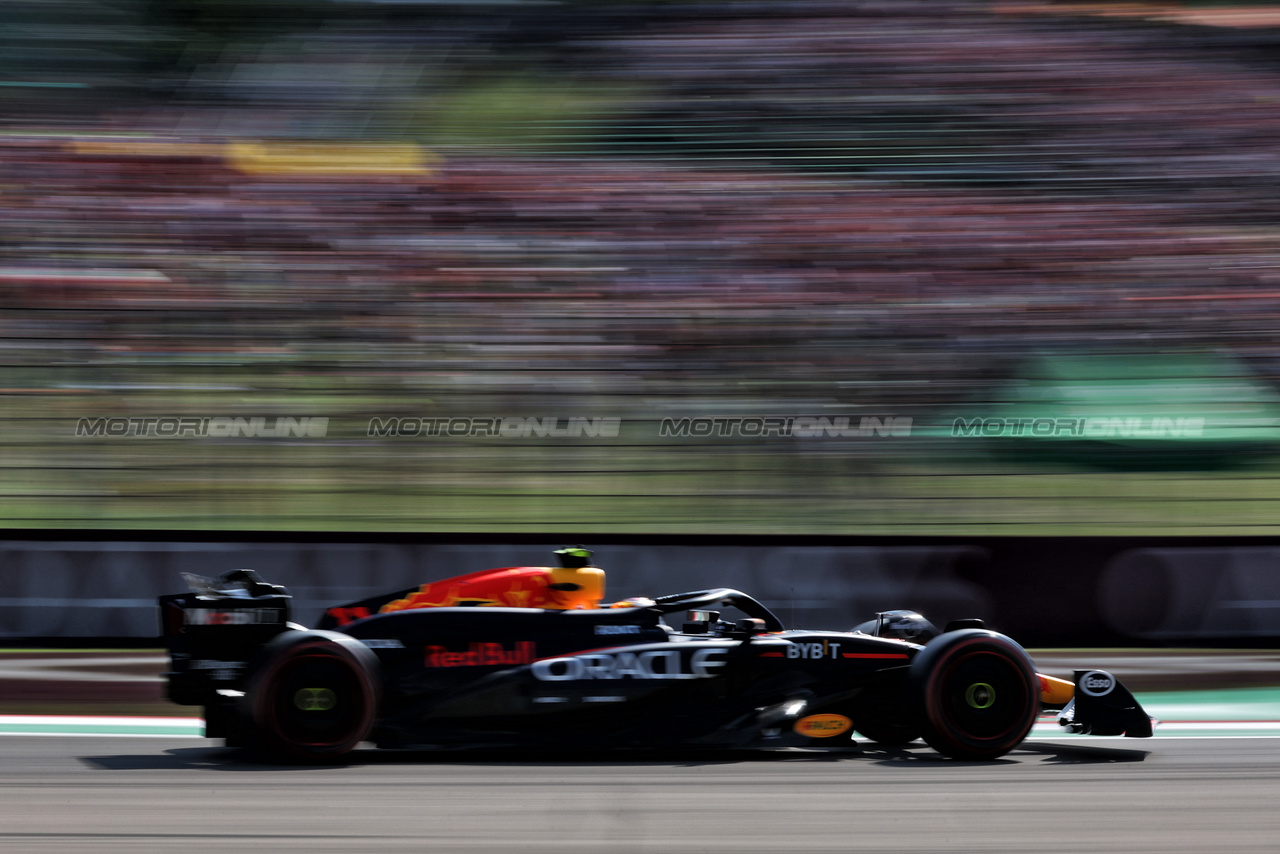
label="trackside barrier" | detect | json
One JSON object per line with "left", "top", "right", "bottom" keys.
{"left": 0, "top": 542, "right": 988, "bottom": 640}
{"left": 3, "top": 538, "right": 1280, "bottom": 644}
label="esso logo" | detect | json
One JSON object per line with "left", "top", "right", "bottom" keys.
{"left": 794, "top": 714, "right": 853, "bottom": 738}
{"left": 1079, "top": 670, "right": 1115, "bottom": 697}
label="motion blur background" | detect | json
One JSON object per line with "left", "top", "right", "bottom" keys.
{"left": 6, "top": 0, "right": 1280, "bottom": 534}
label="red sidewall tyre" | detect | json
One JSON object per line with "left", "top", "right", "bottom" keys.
{"left": 910, "top": 630, "right": 1038, "bottom": 761}
{"left": 246, "top": 631, "right": 380, "bottom": 762}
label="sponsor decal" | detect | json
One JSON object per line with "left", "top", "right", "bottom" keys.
{"left": 1078, "top": 670, "right": 1116, "bottom": 697}
{"left": 762, "top": 642, "right": 910, "bottom": 661}
{"left": 424, "top": 641, "right": 537, "bottom": 668}
{"left": 360, "top": 639, "right": 405, "bottom": 649}
{"left": 532, "top": 647, "right": 728, "bottom": 681}
{"left": 794, "top": 714, "right": 853, "bottom": 738}
{"left": 595, "top": 625, "right": 644, "bottom": 636}
{"left": 184, "top": 608, "right": 281, "bottom": 626}
{"left": 786, "top": 640, "right": 842, "bottom": 660}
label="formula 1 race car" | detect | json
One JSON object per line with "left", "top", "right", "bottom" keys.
{"left": 157, "top": 548, "right": 1153, "bottom": 762}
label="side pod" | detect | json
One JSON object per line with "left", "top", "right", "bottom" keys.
{"left": 1058, "top": 670, "right": 1155, "bottom": 738}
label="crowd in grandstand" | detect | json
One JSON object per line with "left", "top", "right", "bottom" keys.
{"left": 4, "top": 0, "right": 1280, "bottom": 414}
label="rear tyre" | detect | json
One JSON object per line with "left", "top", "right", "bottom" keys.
{"left": 909, "top": 630, "right": 1038, "bottom": 760}
{"left": 245, "top": 631, "right": 380, "bottom": 762}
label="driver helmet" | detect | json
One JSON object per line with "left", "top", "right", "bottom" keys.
{"left": 852, "top": 609, "right": 939, "bottom": 643}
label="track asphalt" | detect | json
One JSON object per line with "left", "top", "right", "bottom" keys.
{"left": 3, "top": 735, "right": 1279, "bottom": 853}
{"left": 3, "top": 651, "right": 1279, "bottom": 853}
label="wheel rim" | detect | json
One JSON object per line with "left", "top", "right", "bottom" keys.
{"left": 266, "top": 653, "right": 367, "bottom": 748}
{"left": 937, "top": 650, "right": 1031, "bottom": 742}
{"left": 964, "top": 682, "right": 995, "bottom": 709}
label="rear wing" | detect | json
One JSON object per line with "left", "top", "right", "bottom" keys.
{"left": 157, "top": 570, "right": 293, "bottom": 706}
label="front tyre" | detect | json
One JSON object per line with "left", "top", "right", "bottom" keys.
{"left": 909, "top": 629, "right": 1038, "bottom": 760}
{"left": 245, "top": 631, "right": 380, "bottom": 762}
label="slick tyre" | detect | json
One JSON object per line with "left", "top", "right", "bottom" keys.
{"left": 245, "top": 631, "right": 380, "bottom": 762}
{"left": 909, "top": 630, "right": 1038, "bottom": 761}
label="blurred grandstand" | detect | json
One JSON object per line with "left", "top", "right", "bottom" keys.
{"left": 4, "top": 0, "right": 1280, "bottom": 532}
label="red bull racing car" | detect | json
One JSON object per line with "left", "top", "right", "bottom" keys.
{"left": 158, "top": 548, "right": 1153, "bottom": 762}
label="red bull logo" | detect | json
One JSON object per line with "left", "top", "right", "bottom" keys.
{"left": 794, "top": 714, "right": 853, "bottom": 738}
{"left": 424, "top": 641, "right": 536, "bottom": 668}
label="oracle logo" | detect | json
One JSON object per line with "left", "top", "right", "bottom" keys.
{"left": 532, "top": 647, "right": 728, "bottom": 681}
